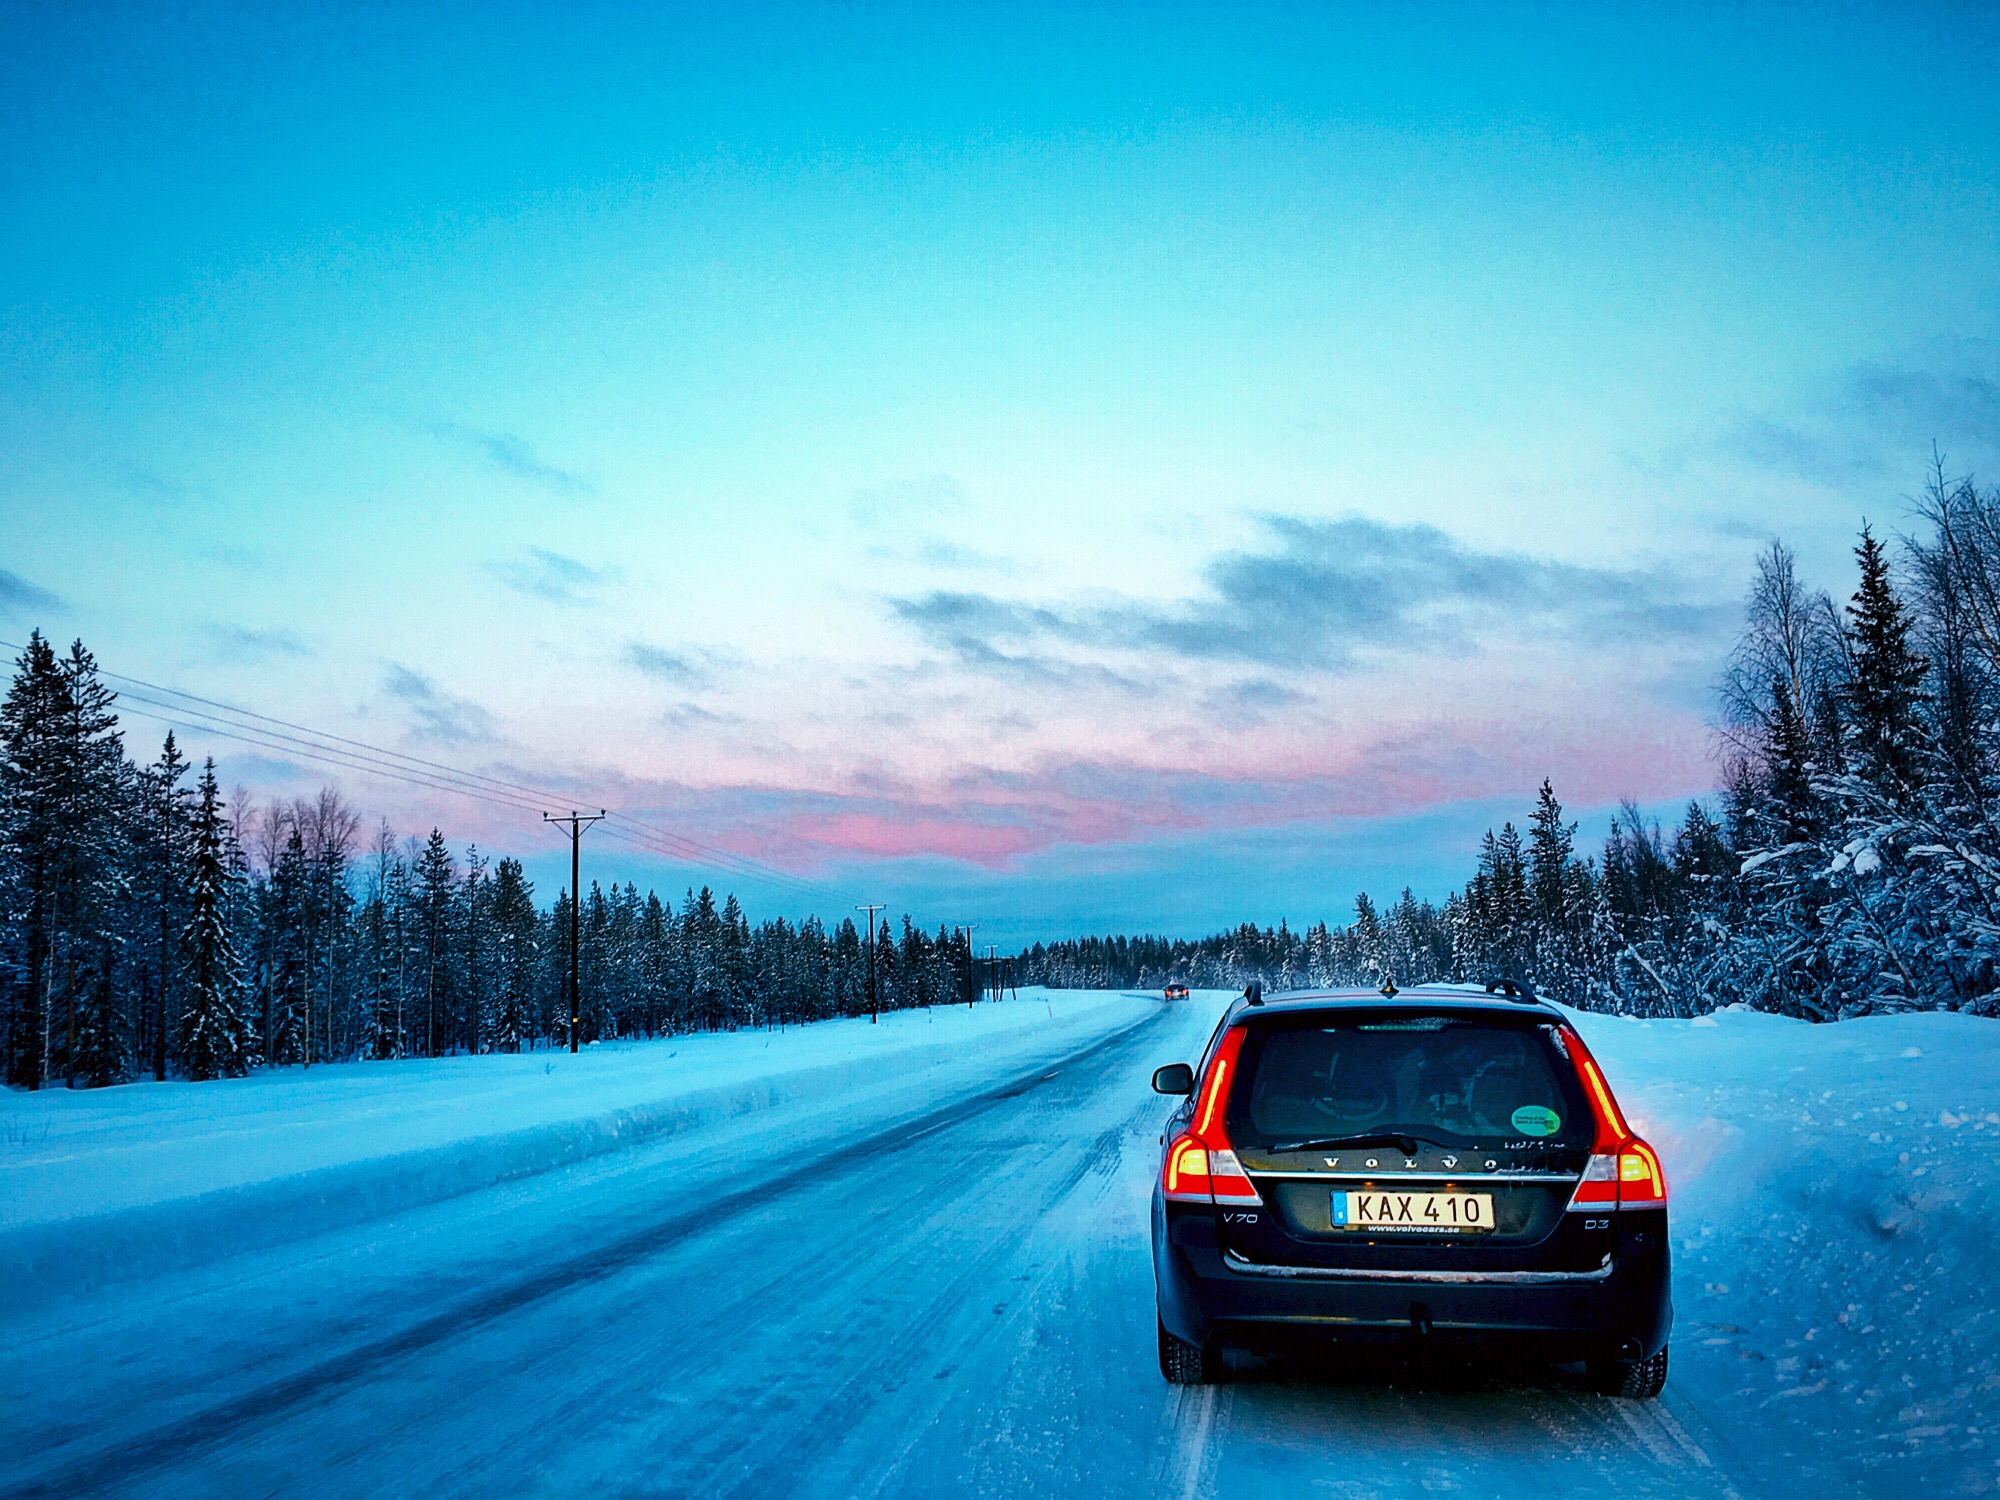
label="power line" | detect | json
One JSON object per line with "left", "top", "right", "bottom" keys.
{"left": 110, "top": 703, "right": 548, "bottom": 817}
{"left": 4, "top": 636, "right": 844, "bottom": 904}
{"left": 104, "top": 664, "right": 821, "bottom": 887}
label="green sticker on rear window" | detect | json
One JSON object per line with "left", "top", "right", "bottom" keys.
{"left": 1511, "top": 1104, "right": 1561, "bottom": 1137}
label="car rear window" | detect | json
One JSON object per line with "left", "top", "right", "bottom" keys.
{"left": 1226, "top": 1015, "right": 1586, "bottom": 1149}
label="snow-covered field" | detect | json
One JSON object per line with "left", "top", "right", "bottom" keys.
{"left": 1, "top": 988, "right": 1994, "bottom": 1498}
{"left": 1578, "top": 1003, "right": 2000, "bottom": 1498}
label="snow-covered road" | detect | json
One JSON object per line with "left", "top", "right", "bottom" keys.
{"left": 3, "top": 991, "right": 1989, "bottom": 1498}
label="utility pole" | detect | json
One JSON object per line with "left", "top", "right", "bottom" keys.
{"left": 857, "top": 903, "right": 886, "bottom": 1024}
{"left": 959, "top": 924, "right": 978, "bottom": 1008}
{"left": 986, "top": 944, "right": 999, "bottom": 1004}
{"left": 544, "top": 810, "right": 606, "bottom": 1053}
{"left": 155, "top": 782, "right": 172, "bottom": 1083}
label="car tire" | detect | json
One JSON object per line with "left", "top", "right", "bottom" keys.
{"left": 1158, "top": 1318, "right": 1221, "bottom": 1385}
{"left": 1591, "top": 1344, "right": 1668, "bottom": 1399}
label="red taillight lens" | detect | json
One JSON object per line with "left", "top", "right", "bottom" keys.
{"left": 1163, "top": 1136, "right": 1211, "bottom": 1200}
{"left": 1161, "top": 1027, "right": 1263, "bottom": 1207}
{"left": 1558, "top": 1026, "right": 1667, "bottom": 1213}
{"left": 1559, "top": 1025, "right": 1630, "bottom": 1153}
{"left": 1618, "top": 1140, "right": 1667, "bottom": 1208}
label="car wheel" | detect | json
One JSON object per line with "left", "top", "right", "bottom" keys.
{"left": 1158, "top": 1317, "right": 1221, "bottom": 1385}
{"left": 1590, "top": 1344, "right": 1668, "bottom": 1399}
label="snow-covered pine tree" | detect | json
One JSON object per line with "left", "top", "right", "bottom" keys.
{"left": 266, "top": 827, "right": 308, "bottom": 1064}
{"left": 1844, "top": 524, "right": 1929, "bottom": 794}
{"left": 143, "top": 732, "right": 194, "bottom": 1081}
{"left": 415, "top": 829, "right": 454, "bottom": 1056}
{"left": 177, "top": 762, "right": 251, "bottom": 1080}
{"left": 1, "top": 632, "right": 67, "bottom": 1087}
{"left": 720, "top": 893, "right": 750, "bottom": 1026}
{"left": 461, "top": 846, "right": 488, "bottom": 1052}
{"left": 1525, "top": 780, "right": 1592, "bottom": 1001}
{"left": 49, "top": 639, "right": 131, "bottom": 1087}
{"left": 490, "top": 857, "right": 535, "bottom": 1052}
{"left": 1349, "top": 893, "right": 1385, "bottom": 983}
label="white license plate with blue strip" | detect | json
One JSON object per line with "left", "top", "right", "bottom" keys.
{"left": 1333, "top": 1190, "right": 1495, "bottom": 1232}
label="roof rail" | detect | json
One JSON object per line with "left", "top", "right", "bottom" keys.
{"left": 1242, "top": 981, "right": 1264, "bottom": 1006}
{"left": 1483, "top": 976, "right": 1540, "bottom": 1004}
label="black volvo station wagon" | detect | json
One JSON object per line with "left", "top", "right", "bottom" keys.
{"left": 1150, "top": 985, "right": 1671, "bottom": 1397}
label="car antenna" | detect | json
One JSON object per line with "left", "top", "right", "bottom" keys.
{"left": 1242, "top": 981, "right": 1264, "bottom": 1006}
{"left": 1379, "top": 979, "right": 1398, "bottom": 997}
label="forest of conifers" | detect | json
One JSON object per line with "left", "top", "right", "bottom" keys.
{"left": 0, "top": 639, "right": 981, "bottom": 1089}
{"left": 6, "top": 466, "right": 2000, "bottom": 1088}
{"left": 1023, "top": 470, "right": 2000, "bottom": 1024}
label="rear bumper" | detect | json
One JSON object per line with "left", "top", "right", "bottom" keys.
{"left": 1154, "top": 1196, "right": 1671, "bottom": 1363}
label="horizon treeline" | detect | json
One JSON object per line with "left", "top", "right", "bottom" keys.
{"left": 0, "top": 635, "right": 979, "bottom": 1090}
{"left": 10, "top": 465, "right": 2000, "bottom": 1090}
{"left": 1018, "top": 466, "right": 2000, "bottom": 1023}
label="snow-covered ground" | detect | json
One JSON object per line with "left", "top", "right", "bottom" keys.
{"left": 1576, "top": 1002, "right": 2000, "bottom": 1498}
{"left": 0, "top": 987, "right": 1148, "bottom": 1303}
{"left": 0, "top": 989, "right": 1993, "bottom": 1498}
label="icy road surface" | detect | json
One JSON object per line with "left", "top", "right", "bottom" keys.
{"left": 3, "top": 991, "right": 1994, "bottom": 1498}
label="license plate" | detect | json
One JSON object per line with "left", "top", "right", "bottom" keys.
{"left": 1333, "top": 1190, "right": 1495, "bottom": 1232}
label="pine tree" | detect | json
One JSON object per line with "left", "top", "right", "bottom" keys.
{"left": 416, "top": 829, "right": 454, "bottom": 1056}
{"left": 1350, "top": 893, "right": 1385, "bottom": 982}
{"left": 490, "top": 857, "right": 535, "bottom": 1052}
{"left": 65, "top": 642, "right": 130, "bottom": 1084}
{"left": 178, "top": 763, "right": 251, "bottom": 1080}
{"left": 266, "top": 827, "right": 308, "bottom": 1064}
{"left": 144, "top": 733, "right": 193, "bottom": 1081}
{"left": 1844, "top": 524, "right": 1929, "bottom": 793}
{"left": 462, "top": 847, "right": 488, "bottom": 1052}
{"left": 1527, "top": 780, "right": 1576, "bottom": 928}
{"left": 1766, "top": 676, "right": 1818, "bottom": 843}
{"left": 0, "top": 632, "right": 66, "bottom": 1087}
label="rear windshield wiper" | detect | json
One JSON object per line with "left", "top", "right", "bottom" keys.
{"left": 1268, "top": 1132, "right": 1451, "bottom": 1156}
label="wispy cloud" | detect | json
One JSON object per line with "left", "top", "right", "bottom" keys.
{"left": 118, "top": 465, "right": 216, "bottom": 507}
{"left": 662, "top": 700, "right": 743, "bottom": 729}
{"left": 848, "top": 474, "right": 966, "bottom": 528}
{"left": 624, "top": 640, "right": 745, "bottom": 692}
{"left": 892, "top": 516, "right": 1727, "bottom": 678}
{"left": 433, "top": 421, "right": 593, "bottom": 495}
{"left": 491, "top": 548, "right": 615, "bottom": 606}
{"left": 0, "top": 567, "right": 63, "bottom": 615}
{"left": 384, "top": 665, "right": 496, "bottom": 745}
{"left": 211, "top": 623, "right": 313, "bottom": 662}
{"left": 624, "top": 642, "right": 705, "bottom": 685}
{"left": 1722, "top": 351, "right": 2000, "bottom": 489}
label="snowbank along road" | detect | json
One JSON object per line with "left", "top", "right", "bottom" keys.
{"left": 1, "top": 988, "right": 1992, "bottom": 1497}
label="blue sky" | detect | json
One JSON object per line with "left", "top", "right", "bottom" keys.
{"left": 3, "top": 2, "right": 1998, "bottom": 943}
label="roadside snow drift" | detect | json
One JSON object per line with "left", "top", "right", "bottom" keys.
{"left": 1573, "top": 1003, "right": 2000, "bottom": 1497}
{"left": 0, "top": 988, "right": 1154, "bottom": 1305}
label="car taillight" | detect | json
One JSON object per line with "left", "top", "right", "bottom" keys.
{"left": 1161, "top": 1026, "right": 1263, "bottom": 1207}
{"left": 1163, "top": 1136, "right": 1210, "bottom": 1198}
{"left": 1618, "top": 1139, "right": 1667, "bottom": 1208}
{"left": 1558, "top": 1025, "right": 1668, "bottom": 1213}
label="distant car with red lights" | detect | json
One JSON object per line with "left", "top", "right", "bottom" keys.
{"left": 1164, "top": 983, "right": 1191, "bottom": 1001}
{"left": 1149, "top": 983, "right": 1671, "bottom": 1395}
